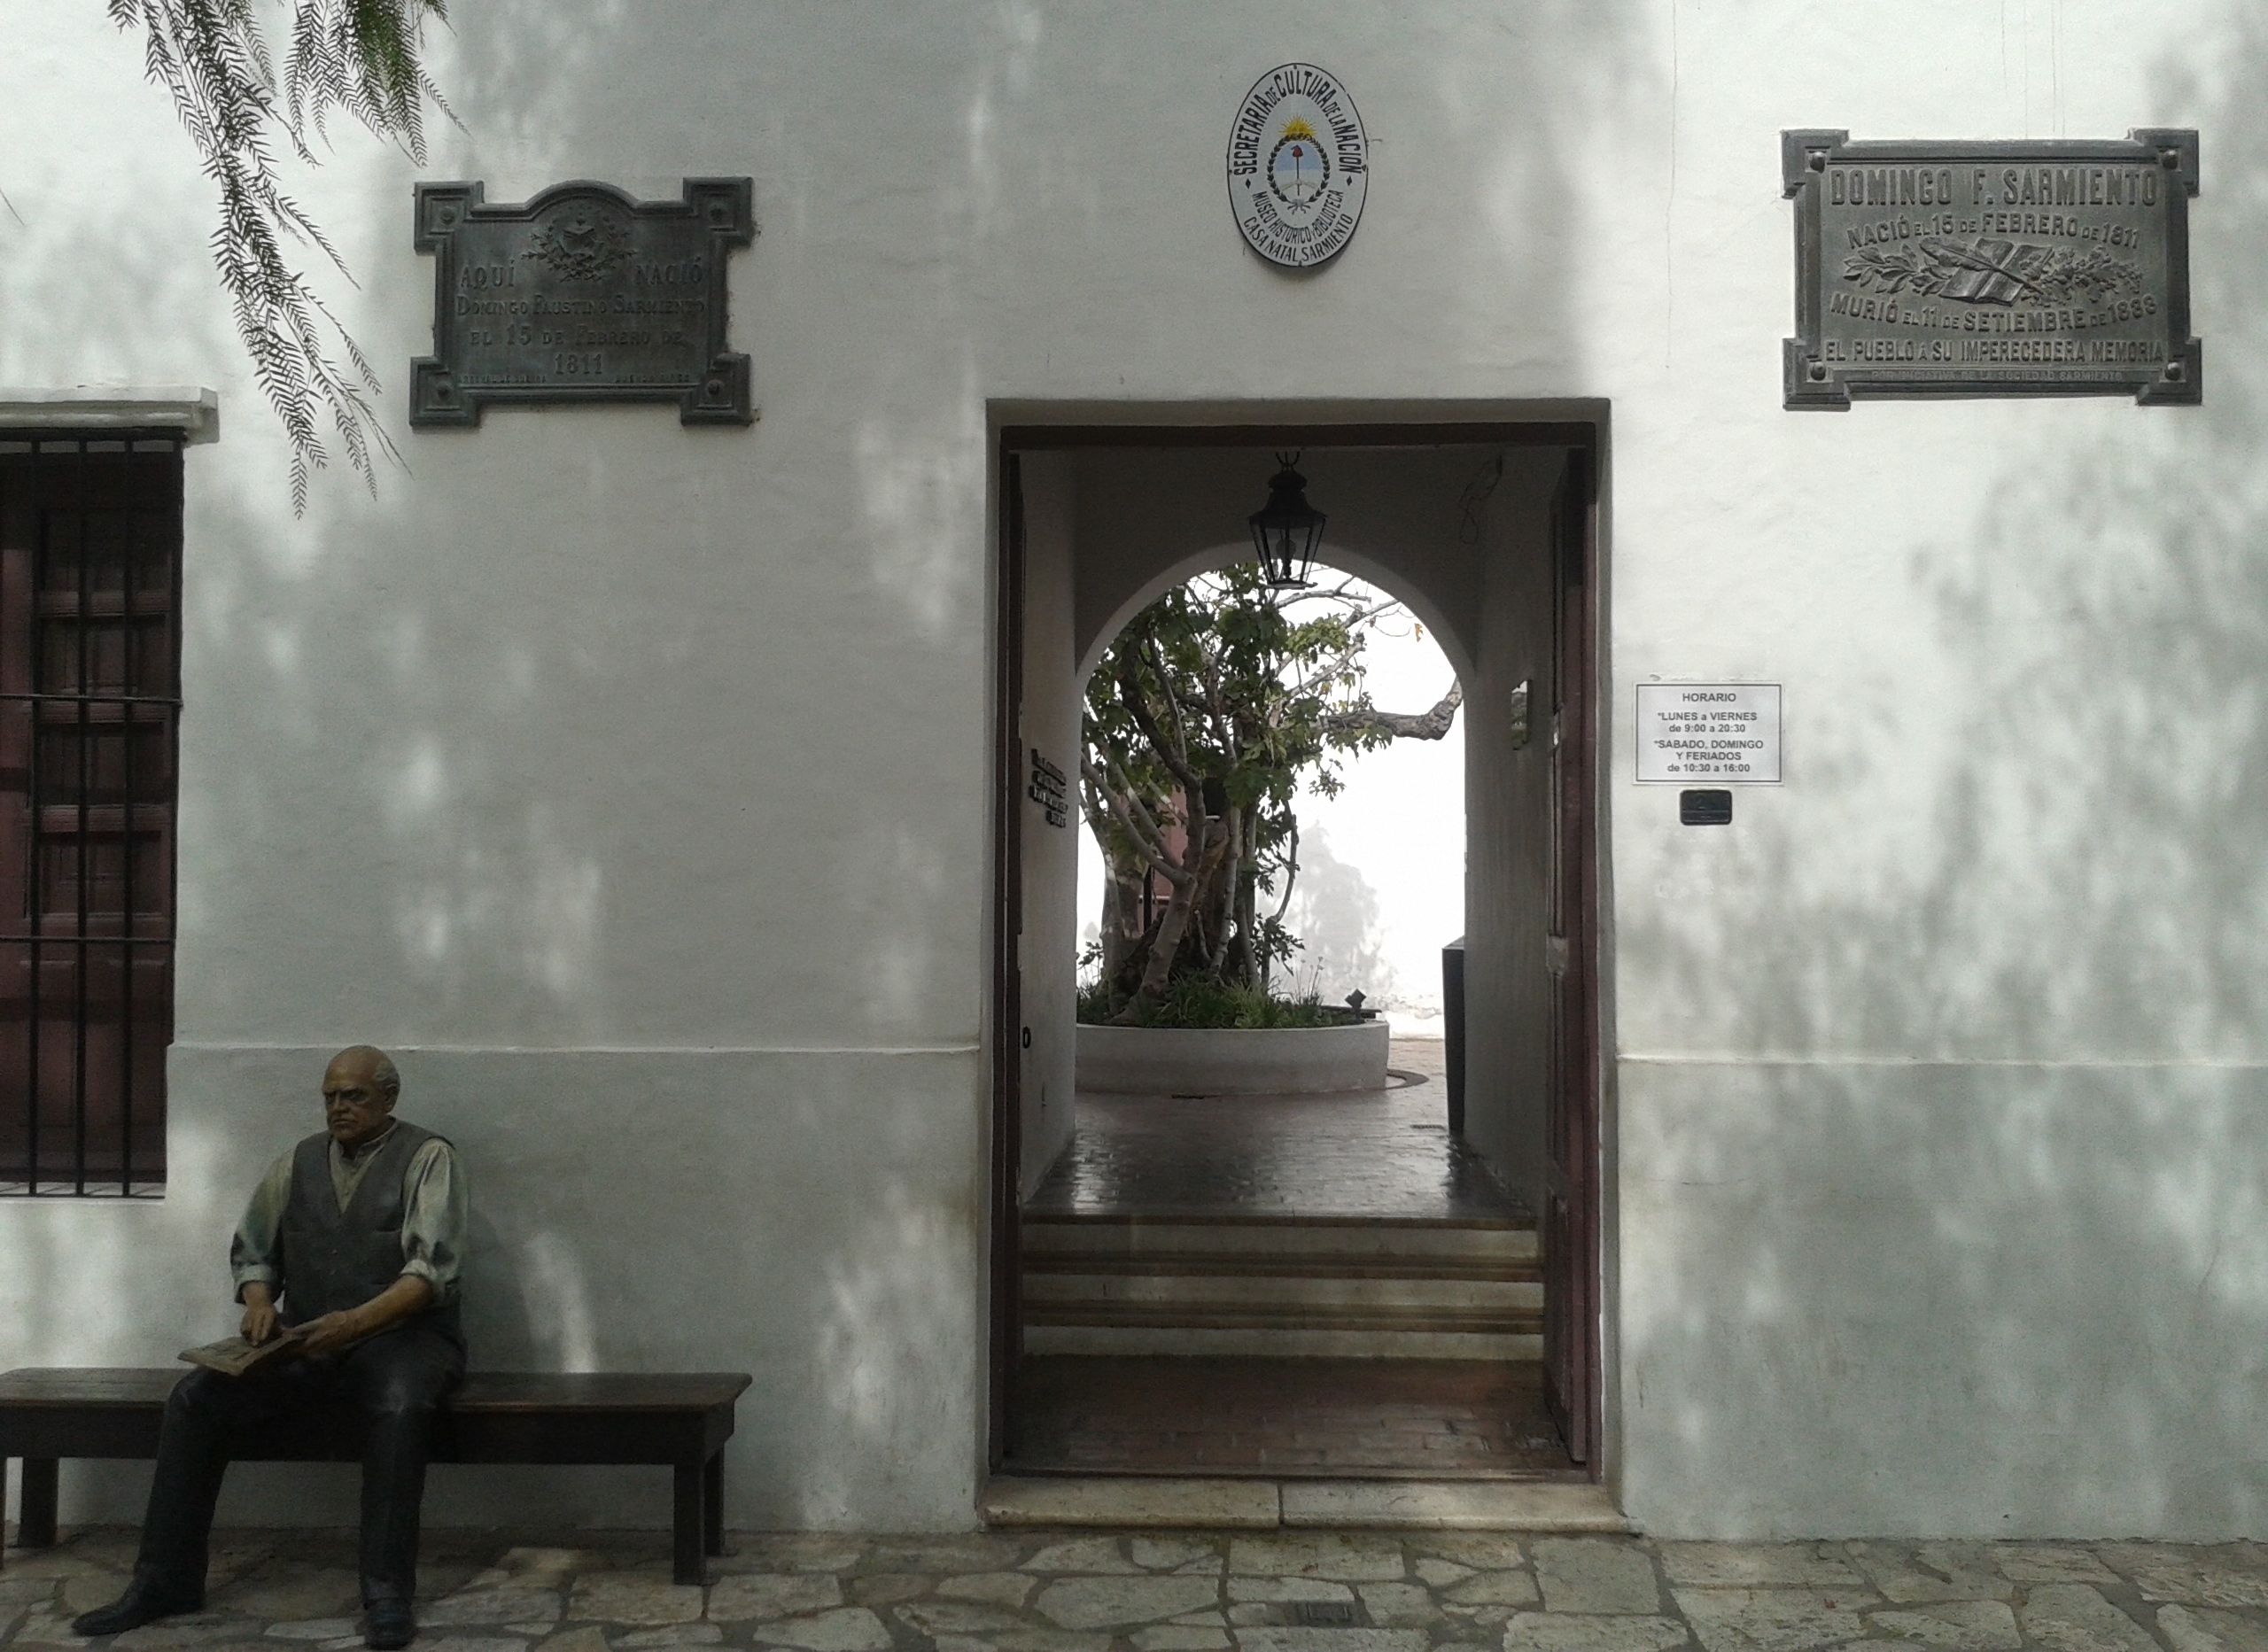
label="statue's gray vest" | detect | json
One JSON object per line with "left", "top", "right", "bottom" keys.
{"left": 280, "top": 1121, "right": 462, "bottom": 1347}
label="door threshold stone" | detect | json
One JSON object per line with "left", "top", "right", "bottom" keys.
{"left": 1280, "top": 1478, "right": 1627, "bottom": 1531}
{"left": 983, "top": 1475, "right": 1281, "bottom": 1526}
{"left": 981, "top": 1475, "right": 1627, "bottom": 1531}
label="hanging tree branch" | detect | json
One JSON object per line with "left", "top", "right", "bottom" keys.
{"left": 1081, "top": 753, "right": 1187, "bottom": 883}
{"left": 1269, "top": 818, "right": 1300, "bottom": 926}
{"left": 1119, "top": 642, "right": 1206, "bottom": 800}
{"left": 108, "top": 0, "right": 452, "bottom": 513}
{"left": 1323, "top": 681, "right": 1465, "bottom": 741}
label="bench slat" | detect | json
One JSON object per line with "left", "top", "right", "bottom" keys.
{"left": 446, "top": 1374, "right": 752, "bottom": 1412}
{"left": 0, "top": 1369, "right": 177, "bottom": 1406}
{"left": 0, "top": 1369, "right": 750, "bottom": 1412}
{"left": 1, "top": 1368, "right": 750, "bottom": 1585}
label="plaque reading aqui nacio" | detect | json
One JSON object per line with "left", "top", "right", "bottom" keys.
{"left": 1783, "top": 129, "right": 2198, "bottom": 407}
{"left": 1635, "top": 684, "right": 1783, "bottom": 785}
{"left": 411, "top": 178, "right": 757, "bottom": 427}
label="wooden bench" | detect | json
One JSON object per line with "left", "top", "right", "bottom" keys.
{"left": 0, "top": 1369, "right": 751, "bottom": 1585}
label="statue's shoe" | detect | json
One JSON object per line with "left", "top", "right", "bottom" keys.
{"left": 71, "top": 1585, "right": 205, "bottom": 1637}
{"left": 365, "top": 1599, "right": 416, "bottom": 1650}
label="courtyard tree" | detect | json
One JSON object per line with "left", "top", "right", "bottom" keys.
{"left": 1079, "top": 564, "right": 1460, "bottom": 1025}
{"left": 106, "top": 0, "right": 450, "bottom": 508}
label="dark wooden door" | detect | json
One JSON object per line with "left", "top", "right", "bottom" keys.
{"left": 1542, "top": 445, "right": 1601, "bottom": 1466}
{"left": 986, "top": 452, "right": 1027, "bottom": 1469}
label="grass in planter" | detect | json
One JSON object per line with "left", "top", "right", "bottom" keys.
{"left": 1077, "top": 973, "right": 1357, "bottom": 1029}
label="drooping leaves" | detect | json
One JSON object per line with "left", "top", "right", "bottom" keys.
{"left": 106, "top": 0, "right": 449, "bottom": 511}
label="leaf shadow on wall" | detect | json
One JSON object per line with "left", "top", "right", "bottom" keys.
{"left": 38, "top": 0, "right": 1653, "bottom": 1532}
{"left": 1612, "top": 30, "right": 2268, "bottom": 1535}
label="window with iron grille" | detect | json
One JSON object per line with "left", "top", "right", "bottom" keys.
{"left": 0, "top": 437, "right": 182, "bottom": 1195}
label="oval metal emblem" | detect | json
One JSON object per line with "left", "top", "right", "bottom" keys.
{"left": 1226, "top": 64, "right": 1368, "bottom": 268}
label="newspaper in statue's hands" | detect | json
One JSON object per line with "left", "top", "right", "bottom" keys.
{"left": 177, "top": 1331, "right": 304, "bottom": 1378}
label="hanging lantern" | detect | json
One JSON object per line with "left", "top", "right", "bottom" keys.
{"left": 1247, "top": 453, "right": 1324, "bottom": 589}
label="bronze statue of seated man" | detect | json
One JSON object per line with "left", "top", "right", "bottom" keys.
{"left": 74, "top": 1046, "right": 469, "bottom": 1650}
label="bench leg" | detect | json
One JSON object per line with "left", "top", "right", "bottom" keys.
{"left": 671, "top": 1461, "right": 703, "bottom": 1586}
{"left": 19, "top": 1458, "right": 58, "bottom": 1549}
{"left": 694, "top": 1450, "right": 721, "bottom": 1549}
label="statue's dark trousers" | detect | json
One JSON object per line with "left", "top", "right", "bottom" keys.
{"left": 134, "top": 1325, "right": 465, "bottom": 1605}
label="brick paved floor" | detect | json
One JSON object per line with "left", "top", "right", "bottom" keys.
{"left": 1005, "top": 1358, "right": 1573, "bottom": 1479}
{"left": 6, "top": 1525, "right": 2264, "bottom": 1652}
{"left": 1026, "top": 1040, "right": 1520, "bottom": 1221}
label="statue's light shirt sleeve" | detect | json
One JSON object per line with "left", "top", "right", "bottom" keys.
{"left": 229, "top": 1150, "right": 296, "bottom": 1304}
{"left": 396, "top": 1137, "right": 468, "bottom": 1306}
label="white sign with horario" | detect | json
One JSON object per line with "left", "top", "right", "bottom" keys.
{"left": 1635, "top": 683, "right": 1783, "bottom": 783}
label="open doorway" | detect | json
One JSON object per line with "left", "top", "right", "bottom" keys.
{"left": 989, "top": 419, "right": 1604, "bottom": 1489}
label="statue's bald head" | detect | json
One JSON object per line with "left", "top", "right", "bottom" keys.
{"left": 322, "top": 1046, "right": 400, "bottom": 1148}
{"left": 329, "top": 1045, "right": 400, "bottom": 1099}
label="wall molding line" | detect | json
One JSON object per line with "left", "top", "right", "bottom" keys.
{"left": 1619, "top": 1052, "right": 2268, "bottom": 1070}
{"left": 173, "top": 1040, "right": 983, "bottom": 1058}
{"left": 0, "top": 386, "right": 219, "bottom": 442}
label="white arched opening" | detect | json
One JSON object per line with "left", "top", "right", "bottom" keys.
{"left": 1076, "top": 538, "right": 1477, "bottom": 692}
{"left": 1074, "top": 550, "right": 1467, "bottom": 1020}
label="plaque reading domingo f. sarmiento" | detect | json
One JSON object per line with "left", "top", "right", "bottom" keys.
{"left": 1783, "top": 130, "right": 2198, "bottom": 408}
{"left": 411, "top": 178, "right": 756, "bottom": 427}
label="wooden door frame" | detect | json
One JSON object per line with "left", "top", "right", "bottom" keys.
{"left": 988, "top": 449, "right": 1027, "bottom": 1469}
{"left": 1543, "top": 446, "right": 1606, "bottom": 1466}
{"left": 985, "top": 412, "right": 1610, "bottom": 1482}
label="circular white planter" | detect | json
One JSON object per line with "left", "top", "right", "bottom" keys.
{"left": 1076, "top": 1020, "right": 1391, "bottom": 1096}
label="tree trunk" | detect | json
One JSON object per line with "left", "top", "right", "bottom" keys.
{"left": 1233, "top": 862, "right": 1260, "bottom": 989}
{"left": 1323, "top": 682, "right": 1464, "bottom": 741}
{"left": 1205, "top": 804, "right": 1243, "bottom": 977}
{"left": 1095, "top": 818, "right": 1154, "bottom": 988}
{"left": 1115, "top": 806, "right": 1229, "bottom": 1021}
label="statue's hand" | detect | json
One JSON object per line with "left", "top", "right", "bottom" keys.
{"left": 240, "top": 1286, "right": 280, "bottom": 1346}
{"left": 294, "top": 1311, "right": 363, "bottom": 1356}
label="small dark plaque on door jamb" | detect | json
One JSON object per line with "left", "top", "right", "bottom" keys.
{"left": 1783, "top": 129, "right": 2198, "bottom": 408}
{"left": 411, "top": 177, "right": 756, "bottom": 427}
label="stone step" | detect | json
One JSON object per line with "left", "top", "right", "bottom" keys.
{"left": 1022, "top": 1251, "right": 1540, "bottom": 1284}
{"left": 980, "top": 1474, "right": 1629, "bottom": 1530}
{"left": 1023, "top": 1295, "right": 1540, "bottom": 1330}
{"left": 1020, "top": 1212, "right": 1542, "bottom": 1358}
{"left": 1022, "top": 1325, "right": 1544, "bottom": 1358}
{"left": 1023, "top": 1271, "right": 1542, "bottom": 1312}
{"left": 1022, "top": 1216, "right": 1537, "bottom": 1264}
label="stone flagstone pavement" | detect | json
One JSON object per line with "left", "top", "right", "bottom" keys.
{"left": 5, "top": 1527, "right": 2268, "bottom": 1652}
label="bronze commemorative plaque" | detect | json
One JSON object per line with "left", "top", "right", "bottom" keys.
{"left": 411, "top": 178, "right": 756, "bottom": 427}
{"left": 1783, "top": 130, "right": 2198, "bottom": 408}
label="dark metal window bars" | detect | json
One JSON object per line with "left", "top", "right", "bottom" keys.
{"left": 0, "top": 435, "right": 182, "bottom": 1195}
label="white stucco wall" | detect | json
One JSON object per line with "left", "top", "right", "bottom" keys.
{"left": 3, "top": 0, "right": 2264, "bottom": 1537}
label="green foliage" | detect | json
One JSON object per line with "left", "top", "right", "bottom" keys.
{"left": 1085, "top": 562, "right": 1392, "bottom": 828}
{"left": 282, "top": 0, "right": 450, "bottom": 145}
{"left": 1081, "top": 562, "right": 1455, "bottom": 1022}
{"left": 107, "top": 0, "right": 451, "bottom": 510}
{"left": 1076, "top": 972, "right": 1355, "bottom": 1030}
